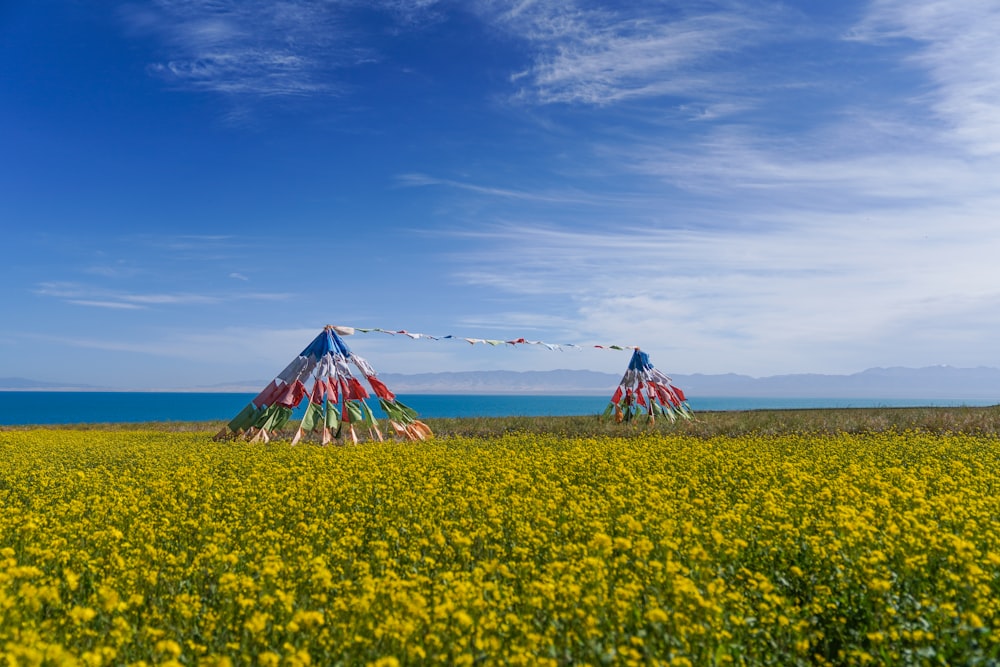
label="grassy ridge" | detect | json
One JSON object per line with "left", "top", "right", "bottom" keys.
{"left": 429, "top": 405, "right": 1000, "bottom": 438}
{"left": 4, "top": 405, "right": 999, "bottom": 437}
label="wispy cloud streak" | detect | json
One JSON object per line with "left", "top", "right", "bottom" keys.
{"left": 31, "top": 327, "right": 320, "bottom": 366}
{"left": 67, "top": 300, "right": 147, "bottom": 310}
{"left": 124, "top": 1, "right": 784, "bottom": 108}
{"left": 448, "top": 212, "right": 1000, "bottom": 373}
{"left": 121, "top": 1, "right": 366, "bottom": 96}
{"left": 34, "top": 282, "right": 289, "bottom": 309}
{"left": 625, "top": 126, "right": 999, "bottom": 208}
{"left": 397, "top": 173, "right": 619, "bottom": 205}
{"left": 474, "top": 1, "right": 778, "bottom": 105}
{"left": 851, "top": 0, "right": 1000, "bottom": 155}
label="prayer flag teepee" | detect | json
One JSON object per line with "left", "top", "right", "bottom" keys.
{"left": 604, "top": 348, "right": 693, "bottom": 424}
{"left": 214, "top": 325, "right": 432, "bottom": 445}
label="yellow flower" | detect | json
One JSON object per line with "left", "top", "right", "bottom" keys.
{"left": 154, "top": 639, "right": 182, "bottom": 658}
{"left": 69, "top": 606, "right": 98, "bottom": 623}
{"left": 258, "top": 652, "right": 281, "bottom": 667}
{"left": 646, "top": 608, "right": 669, "bottom": 624}
{"left": 4, "top": 428, "right": 1000, "bottom": 664}
{"left": 243, "top": 611, "right": 270, "bottom": 635}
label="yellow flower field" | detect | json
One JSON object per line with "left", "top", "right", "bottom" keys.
{"left": 2, "top": 429, "right": 1000, "bottom": 665}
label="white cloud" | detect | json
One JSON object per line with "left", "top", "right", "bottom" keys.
{"left": 33, "top": 326, "right": 319, "bottom": 367}
{"left": 67, "top": 300, "right": 147, "bottom": 310}
{"left": 428, "top": 1, "right": 1000, "bottom": 373}
{"left": 464, "top": 220, "right": 981, "bottom": 372}
{"left": 397, "top": 172, "right": 611, "bottom": 205}
{"left": 120, "top": 1, "right": 455, "bottom": 99}
{"left": 851, "top": 0, "right": 1000, "bottom": 155}
{"left": 34, "top": 281, "right": 289, "bottom": 309}
{"left": 473, "top": 1, "right": 780, "bottom": 105}
{"left": 123, "top": 1, "right": 790, "bottom": 110}
{"left": 625, "top": 124, "right": 996, "bottom": 208}
{"left": 92, "top": 0, "right": 1000, "bottom": 379}
{"left": 121, "top": 1, "right": 358, "bottom": 96}
{"left": 122, "top": 293, "right": 220, "bottom": 305}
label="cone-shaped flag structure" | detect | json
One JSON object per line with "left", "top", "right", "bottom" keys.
{"left": 214, "top": 325, "right": 432, "bottom": 444}
{"left": 603, "top": 348, "right": 694, "bottom": 425}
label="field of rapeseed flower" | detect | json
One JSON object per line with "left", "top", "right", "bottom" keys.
{"left": 2, "top": 428, "right": 1000, "bottom": 666}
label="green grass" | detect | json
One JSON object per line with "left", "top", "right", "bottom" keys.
{"left": 431, "top": 405, "right": 1000, "bottom": 437}
{"left": 4, "top": 404, "right": 1000, "bottom": 438}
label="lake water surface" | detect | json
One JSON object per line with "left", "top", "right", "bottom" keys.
{"left": 1, "top": 391, "right": 995, "bottom": 425}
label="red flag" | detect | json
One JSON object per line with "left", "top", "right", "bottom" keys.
{"left": 253, "top": 380, "right": 284, "bottom": 408}
{"left": 310, "top": 379, "right": 326, "bottom": 405}
{"left": 366, "top": 375, "right": 396, "bottom": 401}
{"left": 276, "top": 380, "right": 307, "bottom": 408}
{"left": 347, "top": 377, "right": 369, "bottom": 400}
{"left": 323, "top": 378, "right": 339, "bottom": 404}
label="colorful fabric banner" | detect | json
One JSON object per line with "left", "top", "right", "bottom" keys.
{"left": 603, "top": 348, "right": 694, "bottom": 425}
{"left": 214, "top": 326, "right": 432, "bottom": 445}
{"left": 346, "top": 323, "right": 694, "bottom": 425}
{"left": 216, "top": 324, "right": 693, "bottom": 443}
{"left": 347, "top": 326, "right": 638, "bottom": 352}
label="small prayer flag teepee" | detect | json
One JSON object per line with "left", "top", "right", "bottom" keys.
{"left": 214, "top": 325, "right": 432, "bottom": 444}
{"left": 603, "top": 348, "right": 693, "bottom": 424}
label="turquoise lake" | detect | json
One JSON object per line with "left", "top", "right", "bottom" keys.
{"left": 0, "top": 391, "right": 995, "bottom": 425}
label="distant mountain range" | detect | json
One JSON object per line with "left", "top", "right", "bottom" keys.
{"left": 0, "top": 377, "right": 98, "bottom": 390}
{"left": 381, "top": 366, "right": 1000, "bottom": 399}
{"left": 674, "top": 366, "right": 1000, "bottom": 400}
{"left": 2, "top": 366, "right": 998, "bottom": 399}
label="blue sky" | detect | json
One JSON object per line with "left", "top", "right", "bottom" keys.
{"left": 3, "top": 0, "right": 1000, "bottom": 388}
